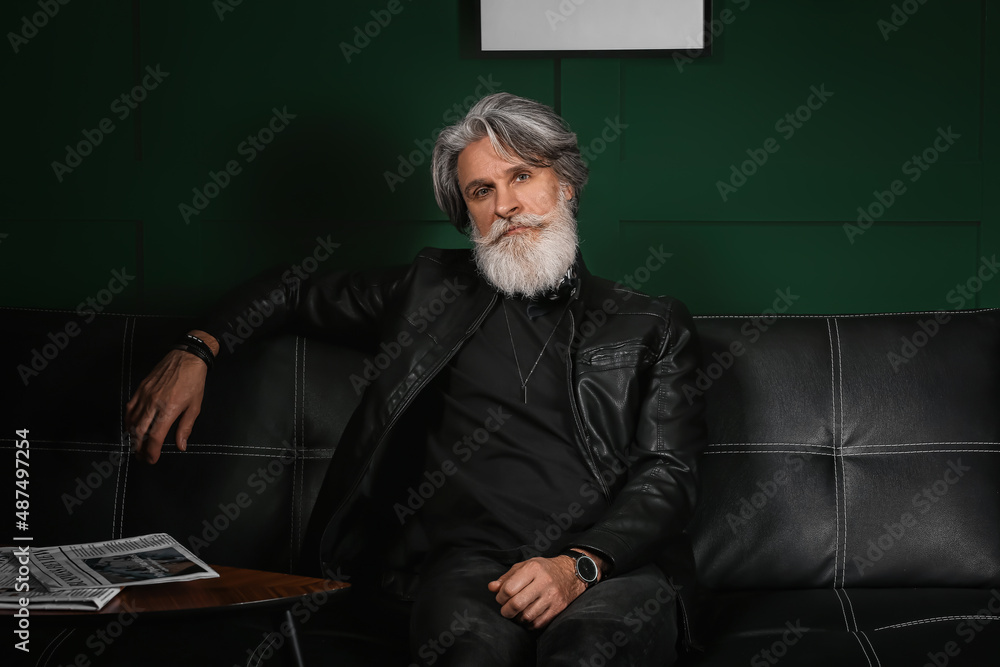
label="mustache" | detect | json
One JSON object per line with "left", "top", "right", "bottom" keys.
{"left": 474, "top": 212, "right": 547, "bottom": 246}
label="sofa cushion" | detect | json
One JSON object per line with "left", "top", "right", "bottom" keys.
{"left": 683, "top": 588, "right": 1000, "bottom": 666}
{"left": 689, "top": 309, "right": 1000, "bottom": 591}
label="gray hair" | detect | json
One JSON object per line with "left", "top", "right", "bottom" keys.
{"left": 432, "top": 92, "right": 589, "bottom": 231}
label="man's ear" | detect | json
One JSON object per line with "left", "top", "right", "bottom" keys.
{"left": 563, "top": 183, "right": 575, "bottom": 201}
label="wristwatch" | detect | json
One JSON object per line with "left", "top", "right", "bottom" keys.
{"left": 560, "top": 549, "right": 600, "bottom": 587}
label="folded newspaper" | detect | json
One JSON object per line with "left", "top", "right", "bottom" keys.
{"left": 1, "top": 533, "right": 218, "bottom": 611}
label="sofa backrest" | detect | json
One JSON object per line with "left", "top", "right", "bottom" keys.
{"left": 4, "top": 307, "right": 362, "bottom": 575}
{"left": 687, "top": 309, "right": 1000, "bottom": 590}
{"left": 7, "top": 306, "right": 999, "bottom": 587}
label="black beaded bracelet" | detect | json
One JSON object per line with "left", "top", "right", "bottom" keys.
{"left": 173, "top": 333, "right": 215, "bottom": 371}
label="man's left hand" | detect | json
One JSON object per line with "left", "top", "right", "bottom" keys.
{"left": 487, "top": 550, "right": 604, "bottom": 630}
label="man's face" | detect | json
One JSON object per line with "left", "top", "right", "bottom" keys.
{"left": 457, "top": 136, "right": 574, "bottom": 239}
{"left": 456, "top": 137, "right": 580, "bottom": 299}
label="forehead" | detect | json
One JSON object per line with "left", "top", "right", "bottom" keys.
{"left": 457, "top": 137, "right": 515, "bottom": 183}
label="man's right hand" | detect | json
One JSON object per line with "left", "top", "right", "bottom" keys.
{"left": 125, "top": 330, "right": 218, "bottom": 464}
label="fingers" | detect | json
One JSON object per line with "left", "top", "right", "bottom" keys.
{"left": 132, "top": 401, "right": 174, "bottom": 464}
{"left": 491, "top": 563, "right": 528, "bottom": 606}
{"left": 492, "top": 557, "right": 583, "bottom": 629}
{"left": 124, "top": 350, "right": 208, "bottom": 464}
{"left": 175, "top": 405, "right": 201, "bottom": 452}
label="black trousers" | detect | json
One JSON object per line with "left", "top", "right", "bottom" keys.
{"left": 407, "top": 551, "right": 678, "bottom": 667}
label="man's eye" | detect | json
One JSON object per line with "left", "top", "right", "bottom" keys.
{"left": 516, "top": 173, "right": 530, "bottom": 181}
{"left": 475, "top": 188, "right": 490, "bottom": 197}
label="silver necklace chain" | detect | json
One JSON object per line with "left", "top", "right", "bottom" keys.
{"left": 501, "top": 299, "right": 570, "bottom": 403}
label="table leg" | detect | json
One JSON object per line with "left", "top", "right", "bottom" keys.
{"left": 283, "top": 608, "right": 306, "bottom": 667}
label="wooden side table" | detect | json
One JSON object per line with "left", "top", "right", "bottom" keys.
{"left": 12, "top": 565, "right": 350, "bottom": 667}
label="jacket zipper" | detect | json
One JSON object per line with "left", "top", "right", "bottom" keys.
{"left": 326, "top": 292, "right": 500, "bottom": 529}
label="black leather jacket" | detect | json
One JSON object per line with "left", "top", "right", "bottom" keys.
{"left": 207, "top": 247, "right": 706, "bottom": 587}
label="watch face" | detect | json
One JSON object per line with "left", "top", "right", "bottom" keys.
{"left": 577, "top": 555, "right": 599, "bottom": 583}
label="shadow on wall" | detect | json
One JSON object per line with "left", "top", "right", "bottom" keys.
{"left": 248, "top": 109, "right": 448, "bottom": 261}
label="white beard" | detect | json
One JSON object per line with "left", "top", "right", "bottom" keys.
{"left": 470, "top": 190, "right": 579, "bottom": 299}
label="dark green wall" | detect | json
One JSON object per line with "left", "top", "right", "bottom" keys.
{"left": 2, "top": 1, "right": 996, "bottom": 317}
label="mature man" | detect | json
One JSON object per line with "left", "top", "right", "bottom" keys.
{"left": 126, "top": 92, "right": 705, "bottom": 666}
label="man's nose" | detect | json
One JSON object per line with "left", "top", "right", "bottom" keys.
{"left": 494, "top": 185, "right": 520, "bottom": 219}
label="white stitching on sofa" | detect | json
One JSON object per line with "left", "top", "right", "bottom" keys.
{"left": 1, "top": 446, "right": 333, "bottom": 459}
{"left": 119, "top": 318, "right": 136, "bottom": 541}
{"left": 834, "top": 318, "right": 849, "bottom": 588}
{"left": 833, "top": 588, "right": 851, "bottom": 632}
{"left": 692, "top": 308, "right": 999, "bottom": 319}
{"left": 826, "top": 318, "right": 842, "bottom": 588}
{"left": 860, "top": 631, "right": 882, "bottom": 666}
{"left": 0, "top": 305, "right": 160, "bottom": 317}
{"left": 874, "top": 615, "right": 1000, "bottom": 631}
{"left": 850, "top": 450, "right": 1000, "bottom": 456}
{"left": 39, "top": 627, "right": 75, "bottom": 667}
{"left": 0, "top": 443, "right": 336, "bottom": 455}
{"left": 704, "top": 449, "right": 1000, "bottom": 457}
{"left": 706, "top": 442, "right": 834, "bottom": 449}
{"left": 704, "top": 450, "right": 836, "bottom": 456}
{"left": 852, "top": 632, "right": 874, "bottom": 667}
{"left": 841, "top": 588, "right": 860, "bottom": 630}
{"left": 708, "top": 441, "right": 999, "bottom": 449}
{"left": 112, "top": 318, "right": 128, "bottom": 540}
{"left": 159, "top": 452, "right": 334, "bottom": 459}
{"left": 291, "top": 336, "right": 299, "bottom": 572}
{"left": 846, "top": 442, "right": 1000, "bottom": 449}
{"left": 298, "top": 339, "right": 307, "bottom": 557}
{"left": 247, "top": 632, "right": 277, "bottom": 667}
{"left": 0, "top": 439, "right": 332, "bottom": 451}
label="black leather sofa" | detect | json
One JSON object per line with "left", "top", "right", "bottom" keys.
{"left": 6, "top": 304, "right": 1000, "bottom": 666}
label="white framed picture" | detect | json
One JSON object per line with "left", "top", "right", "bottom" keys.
{"left": 479, "top": 0, "right": 708, "bottom": 55}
